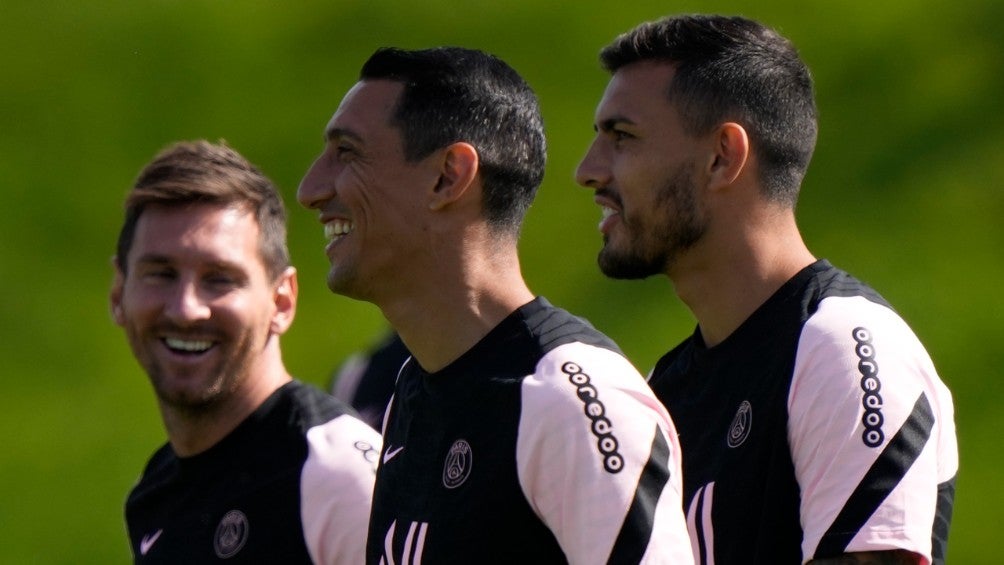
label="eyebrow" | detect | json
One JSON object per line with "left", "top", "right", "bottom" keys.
{"left": 595, "top": 115, "right": 635, "bottom": 133}
{"left": 134, "top": 254, "right": 172, "bottom": 266}
{"left": 134, "top": 254, "right": 247, "bottom": 274}
{"left": 324, "top": 126, "right": 364, "bottom": 144}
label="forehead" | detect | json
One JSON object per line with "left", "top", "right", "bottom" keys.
{"left": 325, "top": 79, "right": 405, "bottom": 146}
{"left": 595, "top": 61, "right": 679, "bottom": 124}
{"left": 129, "top": 203, "right": 261, "bottom": 266}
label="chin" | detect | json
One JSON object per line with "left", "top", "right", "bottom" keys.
{"left": 326, "top": 276, "right": 367, "bottom": 303}
{"left": 156, "top": 386, "right": 218, "bottom": 411}
{"left": 598, "top": 250, "right": 662, "bottom": 280}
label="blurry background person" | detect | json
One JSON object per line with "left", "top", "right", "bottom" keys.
{"left": 329, "top": 329, "right": 409, "bottom": 431}
{"left": 111, "top": 140, "right": 381, "bottom": 564}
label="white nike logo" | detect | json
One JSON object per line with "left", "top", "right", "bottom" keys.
{"left": 383, "top": 445, "right": 404, "bottom": 464}
{"left": 140, "top": 529, "right": 163, "bottom": 555}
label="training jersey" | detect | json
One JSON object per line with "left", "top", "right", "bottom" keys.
{"left": 649, "top": 260, "right": 958, "bottom": 564}
{"left": 368, "top": 297, "right": 694, "bottom": 564}
{"left": 126, "top": 380, "right": 381, "bottom": 564}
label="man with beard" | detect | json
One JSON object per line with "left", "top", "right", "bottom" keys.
{"left": 298, "top": 47, "right": 694, "bottom": 564}
{"left": 575, "top": 14, "right": 958, "bottom": 565}
{"left": 111, "top": 140, "right": 380, "bottom": 564}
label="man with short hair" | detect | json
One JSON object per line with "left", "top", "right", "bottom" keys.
{"left": 575, "top": 14, "right": 958, "bottom": 564}
{"left": 298, "top": 47, "right": 694, "bottom": 564}
{"left": 112, "top": 140, "right": 380, "bottom": 564}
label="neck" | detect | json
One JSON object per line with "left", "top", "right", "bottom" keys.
{"left": 381, "top": 237, "right": 534, "bottom": 373}
{"left": 160, "top": 345, "right": 292, "bottom": 457}
{"left": 669, "top": 208, "right": 815, "bottom": 348}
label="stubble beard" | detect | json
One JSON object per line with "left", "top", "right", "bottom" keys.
{"left": 129, "top": 323, "right": 260, "bottom": 416}
{"left": 598, "top": 163, "right": 706, "bottom": 280}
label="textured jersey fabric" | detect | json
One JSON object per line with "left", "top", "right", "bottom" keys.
{"left": 649, "top": 260, "right": 958, "bottom": 564}
{"left": 126, "top": 380, "right": 381, "bottom": 564}
{"left": 368, "top": 297, "right": 694, "bottom": 564}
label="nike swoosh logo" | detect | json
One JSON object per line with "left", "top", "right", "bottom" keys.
{"left": 383, "top": 445, "right": 404, "bottom": 464}
{"left": 140, "top": 529, "right": 163, "bottom": 555}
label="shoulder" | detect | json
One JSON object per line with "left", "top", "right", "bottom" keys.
{"left": 790, "top": 287, "right": 952, "bottom": 434}
{"left": 521, "top": 297, "right": 623, "bottom": 358}
{"left": 788, "top": 262, "right": 950, "bottom": 406}
{"left": 527, "top": 339, "right": 648, "bottom": 399}
{"left": 278, "top": 380, "right": 382, "bottom": 471}
{"left": 795, "top": 292, "right": 936, "bottom": 395}
{"left": 520, "top": 340, "right": 675, "bottom": 466}
{"left": 283, "top": 380, "right": 369, "bottom": 429}
{"left": 128, "top": 443, "right": 178, "bottom": 503}
{"left": 794, "top": 263, "right": 939, "bottom": 371}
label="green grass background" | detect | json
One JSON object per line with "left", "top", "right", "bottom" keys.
{"left": 1, "top": 1, "right": 1000, "bottom": 562}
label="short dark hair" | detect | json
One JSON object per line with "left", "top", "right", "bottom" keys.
{"left": 601, "top": 15, "right": 817, "bottom": 206}
{"left": 115, "top": 140, "right": 290, "bottom": 280}
{"left": 359, "top": 46, "right": 546, "bottom": 235}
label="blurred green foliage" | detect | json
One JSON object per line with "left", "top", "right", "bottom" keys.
{"left": 1, "top": 1, "right": 999, "bottom": 562}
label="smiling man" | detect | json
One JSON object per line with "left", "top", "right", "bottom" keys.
{"left": 298, "top": 47, "right": 694, "bottom": 564}
{"left": 111, "top": 140, "right": 381, "bottom": 564}
{"left": 575, "top": 14, "right": 959, "bottom": 565}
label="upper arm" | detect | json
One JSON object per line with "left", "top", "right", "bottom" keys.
{"left": 789, "top": 296, "right": 956, "bottom": 563}
{"left": 301, "top": 414, "right": 382, "bottom": 565}
{"left": 516, "top": 343, "right": 694, "bottom": 565}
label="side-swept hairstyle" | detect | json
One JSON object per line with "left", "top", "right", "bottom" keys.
{"left": 115, "top": 140, "right": 290, "bottom": 281}
{"left": 601, "top": 15, "right": 818, "bottom": 206}
{"left": 359, "top": 47, "right": 547, "bottom": 235}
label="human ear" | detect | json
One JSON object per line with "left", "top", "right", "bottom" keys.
{"left": 708, "top": 122, "right": 749, "bottom": 190}
{"left": 429, "top": 142, "right": 479, "bottom": 211}
{"left": 270, "top": 267, "right": 298, "bottom": 335}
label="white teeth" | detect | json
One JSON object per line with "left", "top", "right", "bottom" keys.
{"left": 599, "top": 206, "right": 619, "bottom": 231}
{"left": 323, "top": 219, "right": 354, "bottom": 242}
{"left": 165, "top": 338, "right": 212, "bottom": 352}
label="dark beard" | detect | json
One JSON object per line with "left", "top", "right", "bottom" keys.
{"left": 598, "top": 163, "right": 704, "bottom": 280}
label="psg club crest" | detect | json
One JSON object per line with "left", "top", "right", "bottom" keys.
{"left": 442, "top": 439, "right": 473, "bottom": 489}
{"left": 727, "top": 400, "right": 753, "bottom": 448}
{"left": 214, "top": 509, "right": 249, "bottom": 558}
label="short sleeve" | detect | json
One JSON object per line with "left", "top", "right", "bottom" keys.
{"left": 302, "top": 414, "right": 383, "bottom": 565}
{"left": 517, "top": 342, "right": 694, "bottom": 564}
{"left": 788, "top": 295, "right": 957, "bottom": 563}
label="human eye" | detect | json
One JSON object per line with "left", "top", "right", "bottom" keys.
{"left": 203, "top": 265, "right": 250, "bottom": 291}
{"left": 334, "top": 142, "right": 357, "bottom": 162}
{"left": 138, "top": 265, "right": 175, "bottom": 283}
{"left": 204, "top": 272, "right": 240, "bottom": 289}
{"left": 599, "top": 120, "right": 634, "bottom": 148}
{"left": 611, "top": 129, "right": 634, "bottom": 144}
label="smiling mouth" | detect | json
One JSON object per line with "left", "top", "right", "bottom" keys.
{"left": 163, "top": 337, "right": 214, "bottom": 354}
{"left": 598, "top": 205, "right": 620, "bottom": 233}
{"left": 324, "top": 219, "right": 354, "bottom": 244}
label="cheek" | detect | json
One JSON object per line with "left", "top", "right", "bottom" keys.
{"left": 118, "top": 287, "right": 160, "bottom": 320}
{"left": 225, "top": 295, "right": 276, "bottom": 329}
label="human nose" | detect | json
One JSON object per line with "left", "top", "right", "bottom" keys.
{"left": 574, "top": 138, "right": 609, "bottom": 189}
{"left": 297, "top": 154, "right": 331, "bottom": 210}
{"left": 164, "top": 281, "right": 211, "bottom": 324}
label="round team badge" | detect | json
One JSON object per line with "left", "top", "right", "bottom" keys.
{"left": 442, "top": 439, "right": 473, "bottom": 489}
{"left": 214, "top": 509, "right": 249, "bottom": 559}
{"left": 727, "top": 400, "right": 753, "bottom": 448}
